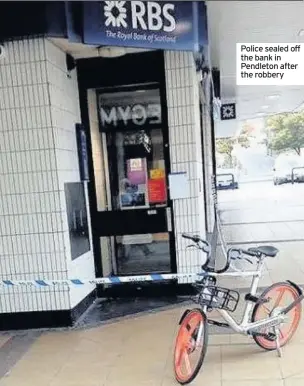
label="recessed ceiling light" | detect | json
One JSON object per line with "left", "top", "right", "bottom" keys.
{"left": 267, "top": 94, "right": 280, "bottom": 100}
{"left": 256, "top": 112, "right": 266, "bottom": 116}
{"left": 97, "top": 46, "right": 126, "bottom": 58}
{"left": 261, "top": 105, "right": 269, "bottom": 109}
{"left": 298, "top": 29, "right": 304, "bottom": 37}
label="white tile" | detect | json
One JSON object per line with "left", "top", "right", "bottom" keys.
{"left": 7, "top": 87, "right": 15, "bottom": 111}
{"left": 36, "top": 107, "right": 51, "bottom": 128}
{"left": 36, "top": 38, "right": 46, "bottom": 61}
{"left": 0, "top": 66, "right": 7, "bottom": 88}
{"left": 28, "top": 39, "right": 36, "bottom": 65}
{"left": 5, "top": 66, "right": 13, "bottom": 89}
{"left": 0, "top": 110, "right": 7, "bottom": 131}
{"left": 45, "top": 39, "right": 66, "bottom": 70}
{"left": 39, "top": 83, "right": 49, "bottom": 106}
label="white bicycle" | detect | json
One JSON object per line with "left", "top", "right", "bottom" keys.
{"left": 173, "top": 233, "right": 303, "bottom": 384}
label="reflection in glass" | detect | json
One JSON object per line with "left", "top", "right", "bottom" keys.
{"left": 116, "top": 233, "right": 170, "bottom": 275}
{"left": 107, "top": 128, "right": 167, "bottom": 211}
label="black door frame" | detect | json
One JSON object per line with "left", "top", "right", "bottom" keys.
{"left": 199, "top": 101, "right": 208, "bottom": 233}
{"left": 77, "top": 51, "right": 177, "bottom": 279}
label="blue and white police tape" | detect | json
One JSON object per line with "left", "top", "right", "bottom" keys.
{"left": 0, "top": 272, "right": 204, "bottom": 288}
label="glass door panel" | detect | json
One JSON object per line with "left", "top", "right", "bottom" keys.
{"left": 93, "top": 85, "right": 175, "bottom": 276}
{"left": 116, "top": 232, "right": 170, "bottom": 275}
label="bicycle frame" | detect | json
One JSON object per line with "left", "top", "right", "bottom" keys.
{"left": 199, "top": 256, "right": 286, "bottom": 335}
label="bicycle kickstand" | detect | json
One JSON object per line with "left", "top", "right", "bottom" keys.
{"left": 274, "top": 327, "right": 282, "bottom": 358}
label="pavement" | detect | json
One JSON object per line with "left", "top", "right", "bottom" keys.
{"left": 218, "top": 180, "right": 304, "bottom": 231}
{"left": 1, "top": 179, "right": 304, "bottom": 385}
{"left": 0, "top": 304, "right": 304, "bottom": 386}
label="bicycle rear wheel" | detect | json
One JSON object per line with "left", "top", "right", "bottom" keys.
{"left": 251, "top": 282, "right": 302, "bottom": 350}
{"left": 174, "top": 308, "right": 208, "bottom": 384}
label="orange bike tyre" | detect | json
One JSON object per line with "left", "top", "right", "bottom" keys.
{"left": 174, "top": 308, "right": 208, "bottom": 384}
{"left": 251, "top": 282, "right": 302, "bottom": 350}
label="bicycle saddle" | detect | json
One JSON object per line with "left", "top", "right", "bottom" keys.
{"left": 248, "top": 246, "right": 279, "bottom": 258}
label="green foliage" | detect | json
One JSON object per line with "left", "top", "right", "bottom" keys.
{"left": 216, "top": 137, "right": 234, "bottom": 157}
{"left": 216, "top": 132, "right": 250, "bottom": 158}
{"left": 216, "top": 133, "right": 250, "bottom": 168}
{"left": 266, "top": 112, "right": 304, "bottom": 155}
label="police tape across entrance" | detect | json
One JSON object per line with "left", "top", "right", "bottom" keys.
{"left": 236, "top": 43, "right": 304, "bottom": 85}
{"left": 0, "top": 273, "right": 202, "bottom": 288}
{"left": 0, "top": 270, "right": 264, "bottom": 288}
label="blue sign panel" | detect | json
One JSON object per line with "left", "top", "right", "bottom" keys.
{"left": 83, "top": 1, "right": 208, "bottom": 51}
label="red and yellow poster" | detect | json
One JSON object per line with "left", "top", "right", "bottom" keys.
{"left": 148, "top": 178, "right": 167, "bottom": 204}
{"left": 150, "top": 168, "right": 165, "bottom": 180}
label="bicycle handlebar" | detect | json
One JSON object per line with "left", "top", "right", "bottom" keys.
{"left": 181, "top": 233, "right": 211, "bottom": 268}
{"left": 181, "top": 233, "right": 209, "bottom": 246}
{"left": 182, "top": 233, "right": 232, "bottom": 273}
{"left": 181, "top": 236, "right": 259, "bottom": 274}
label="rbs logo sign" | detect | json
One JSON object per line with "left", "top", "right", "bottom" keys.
{"left": 103, "top": 1, "right": 176, "bottom": 33}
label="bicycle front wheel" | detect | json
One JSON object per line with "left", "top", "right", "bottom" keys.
{"left": 251, "top": 282, "right": 302, "bottom": 350}
{"left": 173, "top": 308, "right": 208, "bottom": 384}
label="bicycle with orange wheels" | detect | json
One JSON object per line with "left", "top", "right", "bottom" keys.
{"left": 174, "top": 233, "right": 304, "bottom": 384}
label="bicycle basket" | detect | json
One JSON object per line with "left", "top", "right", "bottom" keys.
{"left": 195, "top": 285, "right": 240, "bottom": 312}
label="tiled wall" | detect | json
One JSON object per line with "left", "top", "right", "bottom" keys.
{"left": 164, "top": 51, "right": 207, "bottom": 283}
{"left": 45, "top": 40, "right": 95, "bottom": 309}
{"left": 0, "top": 38, "right": 94, "bottom": 313}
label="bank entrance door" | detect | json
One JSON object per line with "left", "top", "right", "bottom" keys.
{"left": 90, "top": 84, "right": 175, "bottom": 276}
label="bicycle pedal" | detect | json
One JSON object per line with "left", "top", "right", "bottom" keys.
{"left": 266, "top": 332, "right": 276, "bottom": 341}
{"left": 250, "top": 332, "right": 276, "bottom": 341}
{"left": 208, "top": 319, "right": 230, "bottom": 328}
{"left": 245, "top": 294, "right": 269, "bottom": 304}
{"left": 257, "top": 297, "right": 270, "bottom": 305}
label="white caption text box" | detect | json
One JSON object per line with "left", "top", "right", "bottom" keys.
{"left": 236, "top": 43, "right": 304, "bottom": 86}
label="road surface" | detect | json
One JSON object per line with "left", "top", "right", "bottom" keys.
{"left": 218, "top": 180, "right": 304, "bottom": 244}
